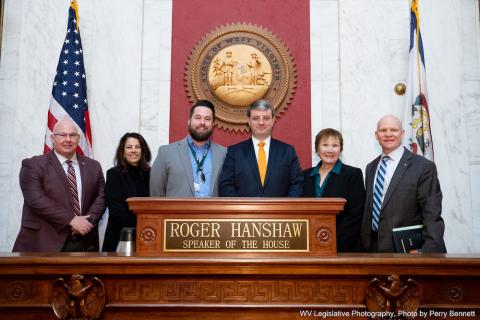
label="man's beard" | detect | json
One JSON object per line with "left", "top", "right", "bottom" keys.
{"left": 189, "top": 124, "right": 213, "bottom": 142}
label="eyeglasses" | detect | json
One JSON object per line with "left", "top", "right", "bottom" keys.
{"left": 53, "top": 133, "right": 80, "bottom": 139}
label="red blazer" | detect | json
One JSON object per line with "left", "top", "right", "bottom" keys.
{"left": 13, "top": 151, "right": 105, "bottom": 252}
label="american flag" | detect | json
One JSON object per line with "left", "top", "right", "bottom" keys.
{"left": 402, "top": 0, "right": 434, "bottom": 161}
{"left": 44, "top": 0, "right": 92, "bottom": 156}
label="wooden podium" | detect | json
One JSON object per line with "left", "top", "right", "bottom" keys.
{"left": 1, "top": 198, "right": 479, "bottom": 319}
{"left": 127, "top": 198, "right": 346, "bottom": 256}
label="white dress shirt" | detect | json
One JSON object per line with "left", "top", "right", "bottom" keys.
{"left": 251, "top": 136, "right": 271, "bottom": 165}
{"left": 374, "top": 145, "right": 404, "bottom": 203}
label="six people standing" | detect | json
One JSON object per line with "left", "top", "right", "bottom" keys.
{"left": 12, "top": 102, "right": 446, "bottom": 253}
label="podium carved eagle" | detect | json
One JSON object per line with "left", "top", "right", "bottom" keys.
{"left": 366, "top": 274, "right": 420, "bottom": 319}
{"left": 51, "top": 274, "right": 105, "bottom": 320}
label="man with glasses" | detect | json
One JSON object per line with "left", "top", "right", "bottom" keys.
{"left": 13, "top": 118, "right": 105, "bottom": 252}
{"left": 150, "top": 100, "right": 226, "bottom": 197}
{"left": 218, "top": 99, "right": 303, "bottom": 197}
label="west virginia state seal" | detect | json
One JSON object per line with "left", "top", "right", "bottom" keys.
{"left": 185, "top": 23, "right": 296, "bottom": 132}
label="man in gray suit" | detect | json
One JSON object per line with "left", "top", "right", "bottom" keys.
{"left": 361, "top": 115, "right": 446, "bottom": 253}
{"left": 150, "top": 100, "right": 226, "bottom": 197}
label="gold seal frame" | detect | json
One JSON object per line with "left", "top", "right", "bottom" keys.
{"left": 185, "top": 23, "right": 297, "bottom": 132}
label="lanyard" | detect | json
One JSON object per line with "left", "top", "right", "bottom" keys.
{"left": 188, "top": 141, "right": 210, "bottom": 182}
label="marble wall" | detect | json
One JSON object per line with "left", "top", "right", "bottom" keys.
{"left": 0, "top": 0, "right": 478, "bottom": 253}
{"left": 310, "top": 0, "right": 480, "bottom": 253}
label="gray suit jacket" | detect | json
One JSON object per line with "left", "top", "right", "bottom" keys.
{"left": 150, "top": 137, "right": 226, "bottom": 197}
{"left": 361, "top": 148, "right": 446, "bottom": 253}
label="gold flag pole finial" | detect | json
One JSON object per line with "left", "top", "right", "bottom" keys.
{"left": 411, "top": 0, "right": 422, "bottom": 94}
{"left": 70, "top": 0, "right": 80, "bottom": 31}
{"left": 411, "top": 0, "right": 419, "bottom": 27}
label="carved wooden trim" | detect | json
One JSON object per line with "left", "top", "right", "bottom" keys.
{"left": 6, "top": 282, "right": 28, "bottom": 301}
{"left": 127, "top": 198, "right": 346, "bottom": 214}
{"left": 140, "top": 226, "right": 157, "bottom": 245}
{"left": 108, "top": 279, "right": 364, "bottom": 304}
{"left": 444, "top": 285, "right": 465, "bottom": 302}
{"left": 50, "top": 274, "right": 105, "bottom": 320}
{"left": 315, "top": 227, "right": 332, "bottom": 245}
{"left": 366, "top": 275, "right": 421, "bottom": 319}
{"left": 1, "top": 254, "right": 479, "bottom": 319}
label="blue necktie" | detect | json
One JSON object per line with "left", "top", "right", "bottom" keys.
{"left": 372, "top": 156, "right": 389, "bottom": 231}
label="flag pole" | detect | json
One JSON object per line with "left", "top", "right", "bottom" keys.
{"left": 412, "top": 0, "right": 422, "bottom": 94}
{"left": 70, "top": 0, "right": 80, "bottom": 31}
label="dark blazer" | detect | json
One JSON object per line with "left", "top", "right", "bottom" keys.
{"left": 102, "top": 165, "right": 149, "bottom": 252}
{"left": 13, "top": 151, "right": 105, "bottom": 252}
{"left": 219, "top": 138, "right": 303, "bottom": 197}
{"left": 303, "top": 163, "right": 366, "bottom": 252}
{"left": 361, "top": 148, "right": 446, "bottom": 253}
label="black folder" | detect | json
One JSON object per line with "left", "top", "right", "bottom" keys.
{"left": 392, "top": 224, "right": 423, "bottom": 253}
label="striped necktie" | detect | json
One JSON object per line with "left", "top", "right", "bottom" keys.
{"left": 66, "top": 160, "right": 81, "bottom": 216}
{"left": 258, "top": 142, "right": 267, "bottom": 186}
{"left": 372, "top": 156, "right": 389, "bottom": 231}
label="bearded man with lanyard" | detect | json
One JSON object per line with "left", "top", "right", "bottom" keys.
{"left": 150, "top": 100, "right": 227, "bottom": 197}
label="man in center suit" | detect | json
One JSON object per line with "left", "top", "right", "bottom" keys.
{"left": 150, "top": 100, "right": 226, "bottom": 197}
{"left": 13, "top": 118, "right": 105, "bottom": 252}
{"left": 218, "top": 99, "right": 303, "bottom": 197}
{"left": 361, "top": 114, "right": 446, "bottom": 253}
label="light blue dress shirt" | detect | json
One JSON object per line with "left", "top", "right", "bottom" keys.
{"left": 187, "top": 136, "right": 212, "bottom": 197}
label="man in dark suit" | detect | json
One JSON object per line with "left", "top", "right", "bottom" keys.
{"left": 361, "top": 115, "right": 446, "bottom": 253}
{"left": 13, "top": 119, "right": 105, "bottom": 252}
{"left": 218, "top": 100, "right": 303, "bottom": 197}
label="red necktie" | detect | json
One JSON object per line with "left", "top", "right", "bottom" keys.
{"left": 66, "top": 160, "right": 81, "bottom": 216}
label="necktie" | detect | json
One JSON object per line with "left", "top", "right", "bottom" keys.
{"left": 372, "top": 156, "right": 389, "bottom": 231}
{"left": 258, "top": 142, "right": 267, "bottom": 186}
{"left": 66, "top": 160, "right": 81, "bottom": 216}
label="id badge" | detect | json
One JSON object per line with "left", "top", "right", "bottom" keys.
{"left": 194, "top": 182, "right": 200, "bottom": 192}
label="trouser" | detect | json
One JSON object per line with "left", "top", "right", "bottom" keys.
{"left": 61, "top": 228, "right": 99, "bottom": 252}
{"left": 370, "top": 230, "right": 379, "bottom": 252}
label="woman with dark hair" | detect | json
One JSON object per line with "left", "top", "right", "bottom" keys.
{"left": 102, "top": 133, "right": 151, "bottom": 252}
{"left": 303, "top": 128, "right": 366, "bottom": 252}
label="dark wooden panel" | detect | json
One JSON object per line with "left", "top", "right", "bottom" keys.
{"left": 0, "top": 253, "right": 479, "bottom": 319}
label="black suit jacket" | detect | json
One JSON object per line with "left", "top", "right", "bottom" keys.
{"left": 102, "top": 165, "right": 150, "bottom": 252}
{"left": 218, "top": 138, "right": 303, "bottom": 197}
{"left": 303, "top": 163, "right": 366, "bottom": 252}
{"left": 361, "top": 148, "right": 446, "bottom": 253}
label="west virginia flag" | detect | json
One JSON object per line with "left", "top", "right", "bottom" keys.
{"left": 403, "top": 0, "right": 434, "bottom": 161}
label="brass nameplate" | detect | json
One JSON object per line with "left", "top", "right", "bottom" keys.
{"left": 164, "top": 219, "right": 309, "bottom": 252}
